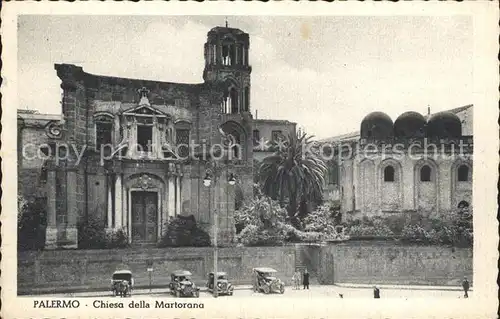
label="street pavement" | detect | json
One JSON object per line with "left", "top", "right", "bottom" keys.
{"left": 39, "top": 284, "right": 470, "bottom": 299}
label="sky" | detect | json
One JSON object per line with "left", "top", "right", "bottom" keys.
{"left": 18, "top": 15, "right": 473, "bottom": 139}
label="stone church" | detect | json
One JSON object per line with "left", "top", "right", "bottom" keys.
{"left": 18, "top": 26, "right": 264, "bottom": 249}
{"left": 321, "top": 105, "right": 473, "bottom": 221}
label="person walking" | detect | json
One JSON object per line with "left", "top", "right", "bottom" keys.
{"left": 462, "top": 276, "right": 470, "bottom": 298}
{"left": 373, "top": 286, "right": 380, "bottom": 299}
{"left": 303, "top": 268, "right": 310, "bottom": 290}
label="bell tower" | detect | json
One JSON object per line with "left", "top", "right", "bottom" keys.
{"left": 203, "top": 25, "right": 252, "bottom": 114}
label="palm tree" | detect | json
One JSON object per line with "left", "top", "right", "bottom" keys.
{"left": 258, "top": 131, "right": 327, "bottom": 228}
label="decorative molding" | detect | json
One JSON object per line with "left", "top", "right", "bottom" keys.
{"left": 45, "top": 121, "right": 64, "bottom": 139}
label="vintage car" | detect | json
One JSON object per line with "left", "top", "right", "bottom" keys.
{"left": 206, "top": 271, "right": 234, "bottom": 296}
{"left": 252, "top": 267, "right": 285, "bottom": 294}
{"left": 111, "top": 270, "right": 134, "bottom": 297}
{"left": 168, "top": 270, "right": 200, "bottom": 298}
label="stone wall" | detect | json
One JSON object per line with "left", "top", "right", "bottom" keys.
{"left": 18, "top": 246, "right": 296, "bottom": 294}
{"left": 18, "top": 242, "right": 472, "bottom": 294}
{"left": 317, "top": 241, "right": 473, "bottom": 286}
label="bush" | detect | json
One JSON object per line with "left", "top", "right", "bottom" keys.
{"left": 346, "top": 216, "right": 395, "bottom": 238}
{"left": 106, "top": 228, "right": 129, "bottom": 249}
{"left": 78, "top": 214, "right": 107, "bottom": 249}
{"left": 399, "top": 210, "right": 473, "bottom": 247}
{"left": 158, "top": 215, "right": 211, "bottom": 247}
{"left": 18, "top": 196, "right": 47, "bottom": 251}
{"left": 78, "top": 214, "right": 129, "bottom": 249}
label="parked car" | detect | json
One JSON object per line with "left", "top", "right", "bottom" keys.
{"left": 252, "top": 267, "right": 285, "bottom": 294}
{"left": 111, "top": 270, "right": 133, "bottom": 297}
{"left": 206, "top": 271, "right": 234, "bottom": 296}
{"left": 169, "top": 270, "right": 200, "bottom": 298}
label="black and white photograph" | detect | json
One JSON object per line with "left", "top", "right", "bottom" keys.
{"left": 2, "top": 2, "right": 498, "bottom": 318}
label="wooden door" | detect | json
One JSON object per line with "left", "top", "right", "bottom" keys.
{"left": 144, "top": 192, "right": 158, "bottom": 242}
{"left": 131, "top": 191, "right": 158, "bottom": 242}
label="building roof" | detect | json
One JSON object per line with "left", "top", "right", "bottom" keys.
{"left": 320, "top": 104, "right": 473, "bottom": 143}
{"left": 253, "top": 119, "right": 297, "bottom": 126}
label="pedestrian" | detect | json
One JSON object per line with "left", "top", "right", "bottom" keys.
{"left": 293, "top": 270, "right": 301, "bottom": 290}
{"left": 373, "top": 286, "right": 380, "bottom": 299}
{"left": 462, "top": 276, "right": 470, "bottom": 298}
{"left": 303, "top": 268, "right": 310, "bottom": 290}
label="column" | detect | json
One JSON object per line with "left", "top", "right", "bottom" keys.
{"left": 176, "top": 177, "right": 181, "bottom": 216}
{"left": 114, "top": 174, "right": 123, "bottom": 229}
{"left": 107, "top": 176, "right": 113, "bottom": 229}
{"left": 65, "top": 169, "right": 78, "bottom": 248}
{"left": 45, "top": 170, "right": 58, "bottom": 249}
{"left": 168, "top": 175, "right": 176, "bottom": 218}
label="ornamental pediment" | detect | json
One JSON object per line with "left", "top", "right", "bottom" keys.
{"left": 122, "top": 104, "right": 170, "bottom": 117}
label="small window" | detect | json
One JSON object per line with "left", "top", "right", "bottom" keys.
{"left": 458, "top": 165, "right": 469, "bottom": 182}
{"left": 95, "top": 117, "right": 113, "bottom": 150}
{"left": 420, "top": 165, "right": 432, "bottom": 182}
{"left": 253, "top": 130, "right": 260, "bottom": 145}
{"left": 175, "top": 129, "right": 190, "bottom": 158}
{"left": 137, "top": 125, "right": 153, "bottom": 152}
{"left": 384, "top": 166, "right": 395, "bottom": 182}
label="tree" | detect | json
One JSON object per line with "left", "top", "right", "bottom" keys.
{"left": 236, "top": 196, "right": 290, "bottom": 246}
{"left": 258, "top": 131, "right": 327, "bottom": 228}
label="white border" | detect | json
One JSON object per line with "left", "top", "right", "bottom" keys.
{"left": 2, "top": 2, "right": 498, "bottom": 318}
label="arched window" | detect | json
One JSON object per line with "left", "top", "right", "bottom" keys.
{"left": 95, "top": 115, "right": 113, "bottom": 150}
{"left": 244, "top": 87, "right": 250, "bottom": 111}
{"left": 420, "top": 165, "right": 432, "bottom": 182}
{"left": 230, "top": 88, "right": 239, "bottom": 114}
{"left": 384, "top": 166, "right": 395, "bottom": 182}
{"left": 458, "top": 165, "right": 469, "bottom": 182}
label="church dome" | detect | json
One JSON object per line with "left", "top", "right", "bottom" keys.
{"left": 394, "top": 111, "right": 426, "bottom": 138}
{"left": 360, "top": 112, "right": 394, "bottom": 139}
{"left": 426, "top": 111, "right": 462, "bottom": 138}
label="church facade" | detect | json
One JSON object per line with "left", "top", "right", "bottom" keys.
{"left": 322, "top": 105, "right": 473, "bottom": 221}
{"left": 18, "top": 26, "right": 262, "bottom": 249}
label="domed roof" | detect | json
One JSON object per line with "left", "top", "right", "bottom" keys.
{"left": 394, "top": 111, "right": 426, "bottom": 138}
{"left": 360, "top": 112, "right": 394, "bottom": 139}
{"left": 426, "top": 111, "right": 462, "bottom": 138}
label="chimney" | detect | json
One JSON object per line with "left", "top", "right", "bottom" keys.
{"left": 255, "top": 110, "right": 258, "bottom": 119}
{"left": 427, "top": 106, "right": 431, "bottom": 116}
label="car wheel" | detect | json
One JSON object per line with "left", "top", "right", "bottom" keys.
{"left": 280, "top": 286, "right": 285, "bottom": 294}
{"left": 263, "top": 285, "right": 270, "bottom": 294}
{"left": 195, "top": 291, "right": 200, "bottom": 298}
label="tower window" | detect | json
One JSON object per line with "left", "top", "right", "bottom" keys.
{"left": 230, "top": 88, "right": 239, "bottom": 114}
{"left": 420, "top": 165, "right": 432, "bottom": 182}
{"left": 222, "top": 44, "right": 235, "bottom": 66}
{"left": 384, "top": 166, "right": 395, "bottom": 182}
{"left": 458, "top": 165, "right": 469, "bottom": 182}
{"left": 244, "top": 87, "right": 250, "bottom": 112}
{"left": 137, "top": 125, "right": 152, "bottom": 152}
